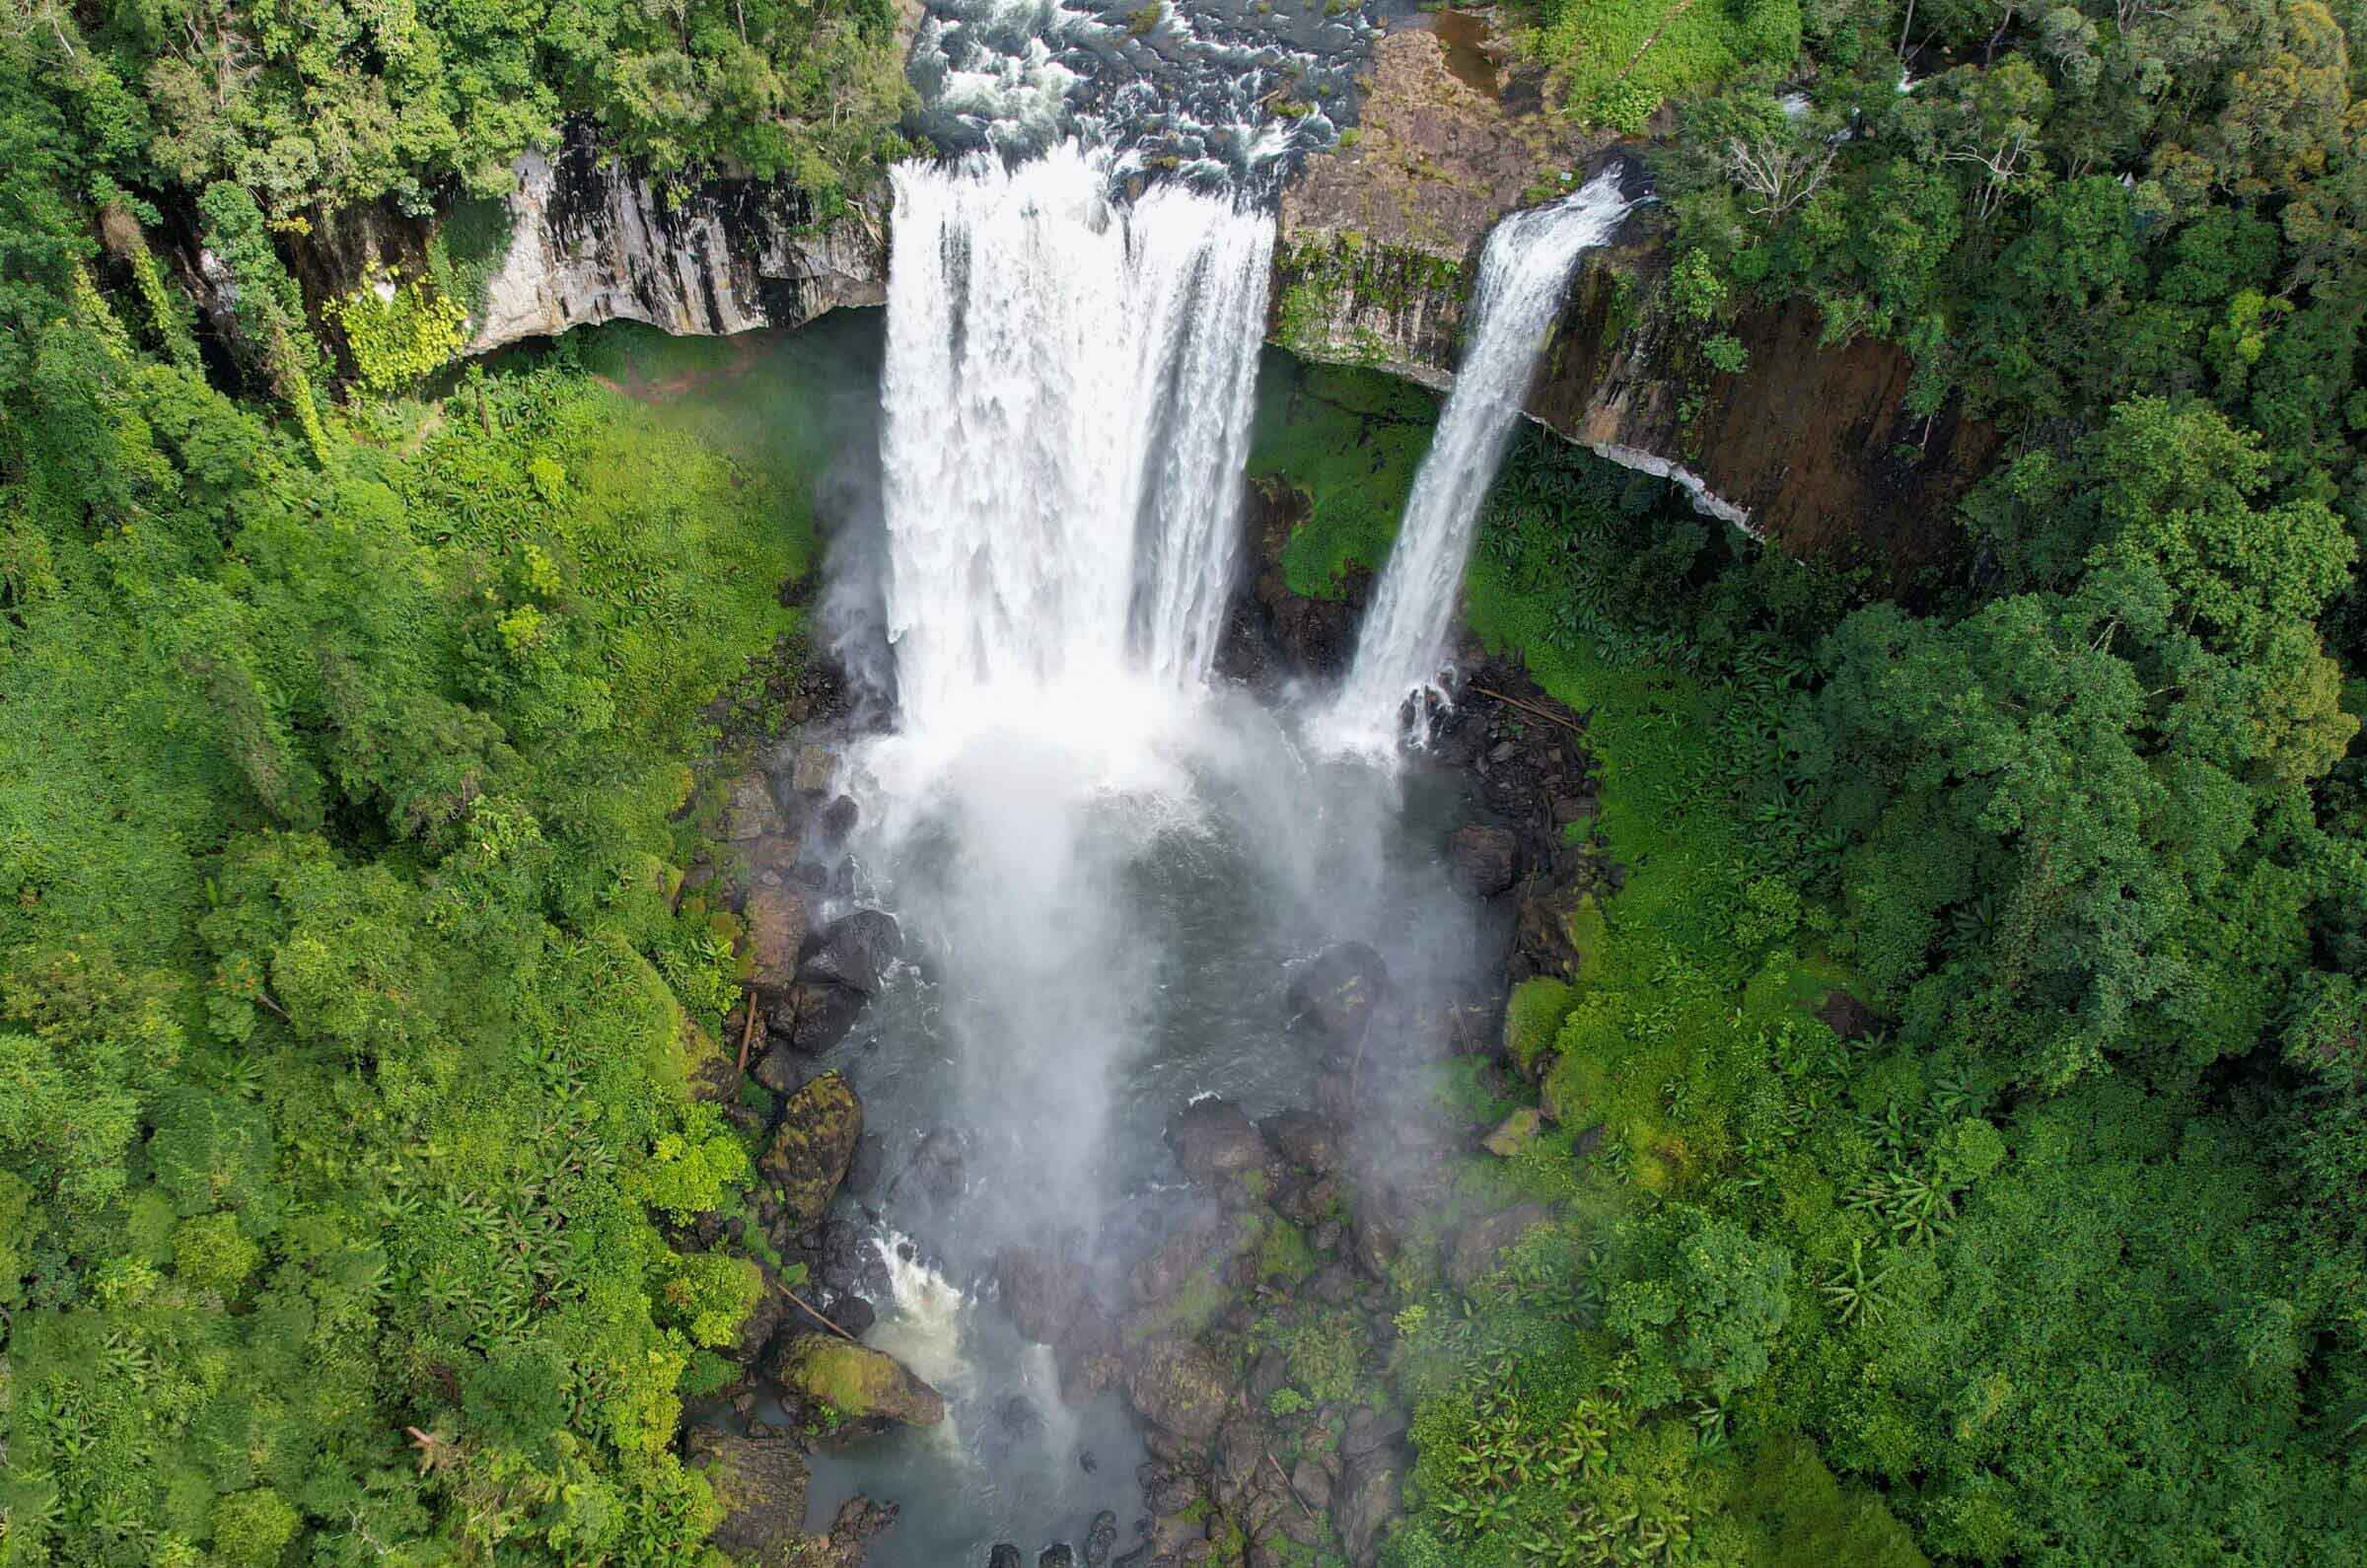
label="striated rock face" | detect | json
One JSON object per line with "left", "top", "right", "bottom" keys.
{"left": 469, "top": 128, "right": 888, "bottom": 353}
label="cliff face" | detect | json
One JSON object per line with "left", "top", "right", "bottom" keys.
{"left": 467, "top": 135, "right": 887, "bottom": 353}
{"left": 1270, "top": 25, "right": 1996, "bottom": 575}
{"left": 236, "top": 22, "right": 1990, "bottom": 573}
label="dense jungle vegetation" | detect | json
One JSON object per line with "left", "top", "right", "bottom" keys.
{"left": 1361, "top": 0, "right": 2367, "bottom": 1561}
{"left": 0, "top": 6, "right": 894, "bottom": 1562}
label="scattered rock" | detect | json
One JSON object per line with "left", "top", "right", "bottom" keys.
{"left": 1287, "top": 943, "right": 1388, "bottom": 1042}
{"left": 1444, "top": 1203, "right": 1553, "bottom": 1292}
{"left": 683, "top": 1428, "right": 810, "bottom": 1555}
{"left": 1335, "top": 1448, "right": 1403, "bottom": 1566}
{"left": 800, "top": 908, "right": 901, "bottom": 996}
{"left": 1258, "top": 1109, "right": 1342, "bottom": 1175}
{"left": 1129, "top": 1207, "right": 1227, "bottom": 1304}
{"left": 1124, "top": 1335, "right": 1235, "bottom": 1441}
{"left": 1343, "top": 1403, "right": 1409, "bottom": 1458}
{"left": 1481, "top": 1107, "right": 1542, "bottom": 1157}
{"left": 894, "top": 1125, "right": 968, "bottom": 1205}
{"left": 724, "top": 775, "right": 781, "bottom": 840}
{"left": 765, "top": 1332, "right": 946, "bottom": 1427}
{"left": 1057, "top": 1294, "right": 1123, "bottom": 1402}
{"left": 1290, "top": 1457, "right": 1332, "bottom": 1512}
{"left": 1447, "top": 823, "right": 1521, "bottom": 896}
{"left": 1166, "top": 1099, "right": 1264, "bottom": 1184}
{"left": 743, "top": 886, "right": 811, "bottom": 992}
{"left": 801, "top": 1494, "right": 899, "bottom": 1568}
{"left": 1040, "top": 1546, "right": 1077, "bottom": 1568}
{"left": 759, "top": 1073, "right": 863, "bottom": 1234}
{"left": 792, "top": 743, "right": 836, "bottom": 793}
{"left": 1085, "top": 1510, "right": 1119, "bottom": 1566}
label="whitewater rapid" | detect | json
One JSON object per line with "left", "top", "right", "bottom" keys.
{"left": 1322, "top": 169, "right": 1634, "bottom": 749}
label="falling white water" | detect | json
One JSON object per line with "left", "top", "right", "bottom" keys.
{"left": 1321, "top": 171, "right": 1634, "bottom": 751}
{"left": 879, "top": 142, "right": 1273, "bottom": 737}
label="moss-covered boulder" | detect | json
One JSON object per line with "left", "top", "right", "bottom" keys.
{"left": 766, "top": 1332, "right": 946, "bottom": 1426}
{"left": 761, "top": 1071, "right": 863, "bottom": 1233}
{"left": 1123, "top": 1333, "right": 1235, "bottom": 1441}
{"left": 684, "top": 1429, "right": 812, "bottom": 1556}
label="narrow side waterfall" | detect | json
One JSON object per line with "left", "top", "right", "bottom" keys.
{"left": 1322, "top": 171, "right": 1634, "bottom": 749}
{"left": 878, "top": 143, "right": 1272, "bottom": 734}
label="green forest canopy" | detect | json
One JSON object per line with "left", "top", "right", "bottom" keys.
{"left": 4, "top": 0, "right": 2367, "bottom": 1562}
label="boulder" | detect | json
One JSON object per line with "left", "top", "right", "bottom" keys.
{"left": 1085, "top": 1510, "right": 1119, "bottom": 1567}
{"left": 751, "top": 1043, "right": 804, "bottom": 1096}
{"left": 1129, "top": 1207, "right": 1227, "bottom": 1305}
{"left": 1124, "top": 1335, "right": 1234, "bottom": 1441}
{"left": 1057, "top": 1294, "right": 1123, "bottom": 1402}
{"left": 800, "top": 908, "right": 901, "bottom": 996}
{"left": 765, "top": 1332, "right": 946, "bottom": 1426}
{"left": 1258, "top": 1109, "right": 1342, "bottom": 1175}
{"left": 1165, "top": 1099, "right": 1264, "bottom": 1184}
{"left": 759, "top": 1073, "right": 863, "bottom": 1234}
{"left": 798, "top": 1494, "right": 900, "bottom": 1568}
{"left": 743, "top": 886, "right": 811, "bottom": 992}
{"left": 1335, "top": 1449, "right": 1403, "bottom": 1566}
{"left": 724, "top": 775, "right": 781, "bottom": 840}
{"left": 1480, "top": 1107, "right": 1542, "bottom": 1157}
{"left": 1289, "top": 1457, "right": 1332, "bottom": 1513}
{"left": 769, "top": 980, "right": 869, "bottom": 1054}
{"left": 990, "top": 1548, "right": 1024, "bottom": 1568}
{"left": 894, "top": 1125, "right": 968, "bottom": 1205}
{"left": 1447, "top": 823, "right": 1520, "bottom": 896}
{"left": 1287, "top": 943, "right": 1387, "bottom": 1042}
{"left": 1444, "top": 1203, "right": 1553, "bottom": 1293}
{"left": 1040, "top": 1547, "right": 1077, "bottom": 1568}
{"left": 998, "top": 1243, "right": 1087, "bottom": 1345}
{"left": 792, "top": 743, "right": 836, "bottom": 793}
{"left": 683, "top": 1428, "right": 810, "bottom": 1555}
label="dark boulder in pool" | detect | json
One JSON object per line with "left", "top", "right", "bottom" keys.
{"left": 989, "top": 1548, "right": 1023, "bottom": 1568}
{"left": 800, "top": 907, "right": 901, "bottom": 995}
{"left": 1040, "top": 1545, "right": 1077, "bottom": 1567}
{"left": 1286, "top": 942, "right": 1387, "bottom": 1042}
{"left": 1084, "top": 1510, "right": 1119, "bottom": 1566}
{"left": 768, "top": 979, "right": 868, "bottom": 1054}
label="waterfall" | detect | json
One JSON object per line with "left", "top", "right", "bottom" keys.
{"left": 1321, "top": 171, "right": 1634, "bottom": 750}
{"left": 878, "top": 142, "right": 1273, "bottom": 733}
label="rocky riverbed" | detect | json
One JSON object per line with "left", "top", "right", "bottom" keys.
{"left": 664, "top": 452, "right": 1626, "bottom": 1566}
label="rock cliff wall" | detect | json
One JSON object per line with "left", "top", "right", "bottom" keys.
{"left": 1270, "top": 26, "right": 1996, "bottom": 575}
{"left": 466, "top": 134, "right": 887, "bottom": 353}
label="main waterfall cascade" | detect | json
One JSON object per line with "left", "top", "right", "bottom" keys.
{"left": 1321, "top": 170, "right": 1636, "bottom": 749}
{"left": 879, "top": 142, "right": 1272, "bottom": 733}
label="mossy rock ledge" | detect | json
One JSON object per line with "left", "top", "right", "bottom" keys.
{"left": 765, "top": 1332, "right": 946, "bottom": 1427}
